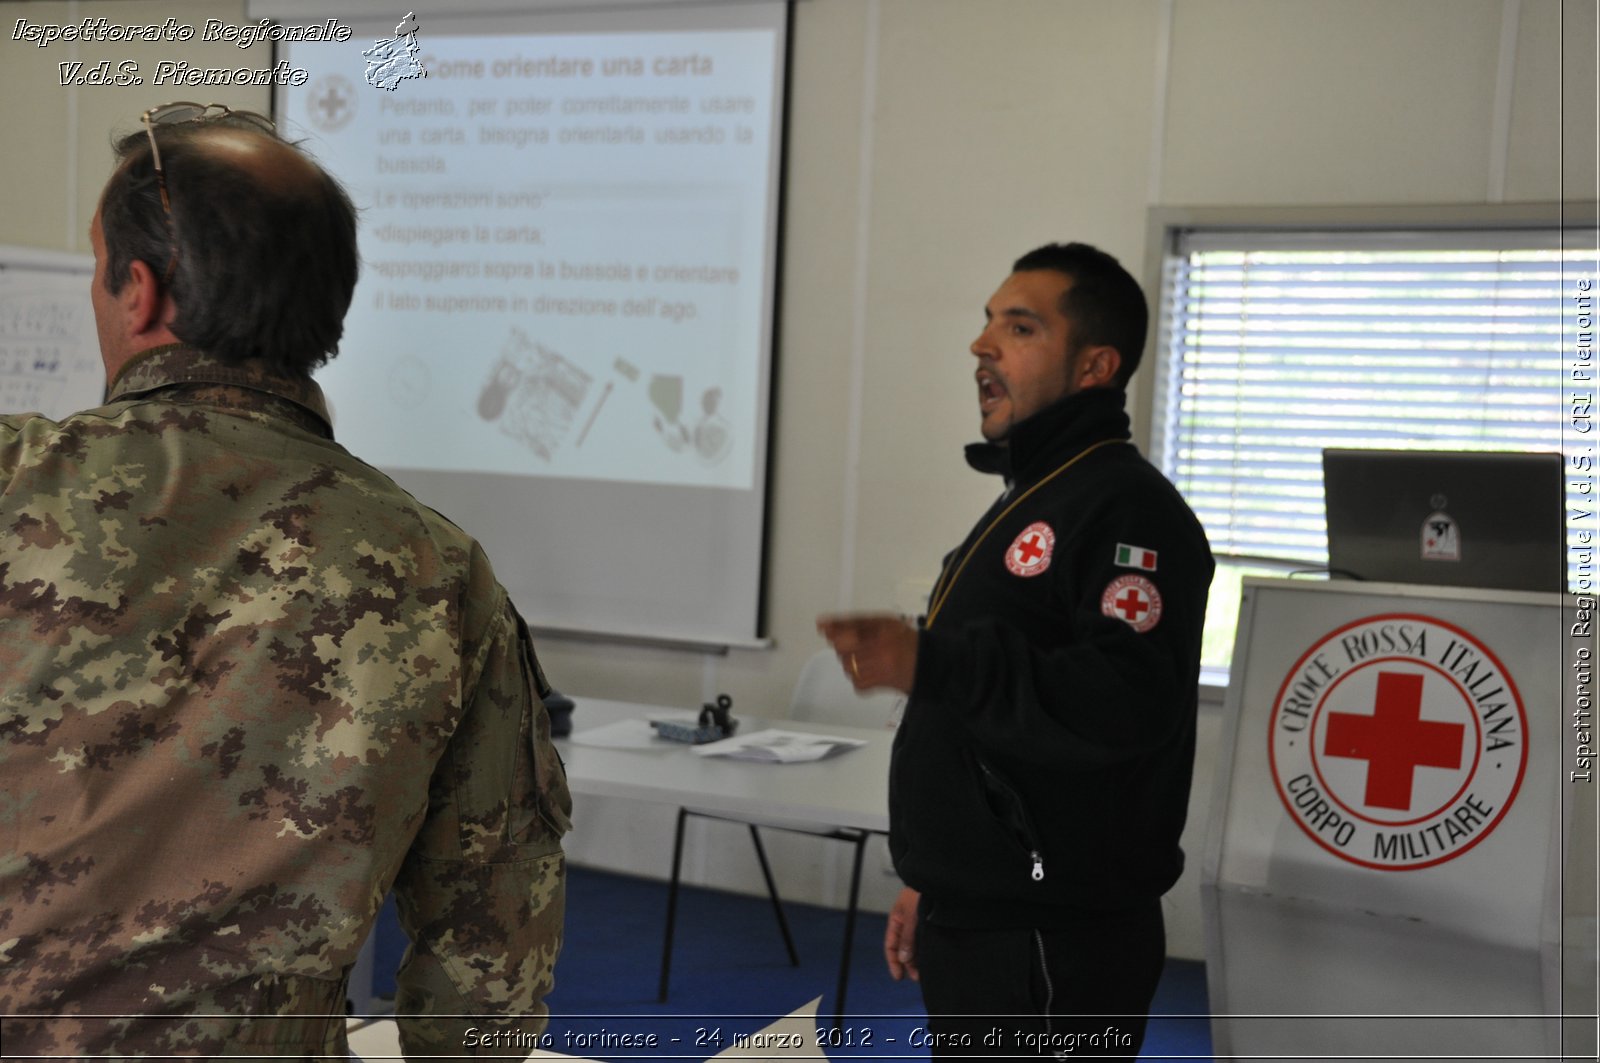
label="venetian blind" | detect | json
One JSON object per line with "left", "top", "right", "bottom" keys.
{"left": 1152, "top": 229, "right": 1584, "bottom": 570}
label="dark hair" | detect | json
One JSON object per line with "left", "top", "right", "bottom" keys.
{"left": 100, "top": 120, "right": 358, "bottom": 377}
{"left": 1011, "top": 242, "right": 1148, "bottom": 385}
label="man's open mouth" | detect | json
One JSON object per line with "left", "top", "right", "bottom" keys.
{"left": 977, "top": 370, "right": 1005, "bottom": 413}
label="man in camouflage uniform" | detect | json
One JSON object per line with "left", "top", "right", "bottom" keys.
{"left": 0, "top": 106, "right": 570, "bottom": 1058}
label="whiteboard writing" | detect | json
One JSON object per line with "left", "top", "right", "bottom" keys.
{"left": 0, "top": 248, "right": 103, "bottom": 420}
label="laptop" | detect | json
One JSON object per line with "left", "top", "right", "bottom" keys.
{"left": 1322, "top": 448, "right": 1566, "bottom": 593}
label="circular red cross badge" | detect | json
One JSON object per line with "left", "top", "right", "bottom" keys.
{"left": 1100, "top": 574, "right": 1162, "bottom": 633}
{"left": 1267, "top": 614, "right": 1527, "bottom": 871}
{"left": 1005, "top": 522, "right": 1055, "bottom": 578}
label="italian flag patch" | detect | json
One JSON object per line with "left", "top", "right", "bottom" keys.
{"left": 1115, "top": 543, "right": 1158, "bottom": 571}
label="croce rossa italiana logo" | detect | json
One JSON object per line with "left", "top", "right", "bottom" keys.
{"left": 1268, "top": 614, "right": 1527, "bottom": 871}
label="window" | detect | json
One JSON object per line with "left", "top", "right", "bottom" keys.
{"left": 1150, "top": 226, "right": 1592, "bottom": 679}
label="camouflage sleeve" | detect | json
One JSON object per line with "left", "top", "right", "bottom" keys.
{"left": 390, "top": 562, "right": 572, "bottom": 1060}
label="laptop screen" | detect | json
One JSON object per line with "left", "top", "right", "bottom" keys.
{"left": 1322, "top": 449, "right": 1565, "bottom": 593}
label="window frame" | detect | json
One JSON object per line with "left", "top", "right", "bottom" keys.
{"left": 1133, "top": 202, "right": 1600, "bottom": 690}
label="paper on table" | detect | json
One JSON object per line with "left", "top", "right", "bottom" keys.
{"left": 690, "top": 728, "right": 866, "bottom": 763}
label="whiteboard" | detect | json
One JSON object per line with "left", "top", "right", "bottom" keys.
{"left": 0, "top": 246, "right": 103, "bottom": 420}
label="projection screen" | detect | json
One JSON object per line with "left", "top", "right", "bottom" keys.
{"left": 261, "top": 0, "right": 789, "bottom": 647}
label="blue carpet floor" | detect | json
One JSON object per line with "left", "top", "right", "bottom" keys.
{"left": 374, "top": 865, "right": 1214, "bottom": 1060}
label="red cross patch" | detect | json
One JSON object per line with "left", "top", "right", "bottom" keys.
{"left": 1005, "top": 522, "right": 1056, "bottom": 577}
{"left": 1100, "top": 574, "right": 1162, "bottom": 632}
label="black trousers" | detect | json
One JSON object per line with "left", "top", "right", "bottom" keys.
{"left": 914, "top": 899, "right": 1165, "bottom": 1060}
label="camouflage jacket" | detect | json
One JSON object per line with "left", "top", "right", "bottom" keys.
{"left": 0, "top": 345, "right": 571, "bottom": 1059}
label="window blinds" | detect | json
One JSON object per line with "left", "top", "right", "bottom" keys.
{"left": 1153, "top": 229, "right": 1587, "bottom": 569}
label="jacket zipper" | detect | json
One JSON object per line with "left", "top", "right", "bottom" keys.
{"left": 1034, "top": 930, "right": 1055, "bottom": 1033}
{"left": 975, "top": 755, "right": 1046, "bottom": 883}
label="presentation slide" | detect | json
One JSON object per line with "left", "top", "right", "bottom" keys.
{"left": 272, "top": 1, "right": 789, "bottom": 646}
{"left": 282, "top": 28, "right": 775, "bottom": 491}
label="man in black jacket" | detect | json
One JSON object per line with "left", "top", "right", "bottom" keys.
{"left": 820, "top": 243, "right": 1213, "bottom": 1058}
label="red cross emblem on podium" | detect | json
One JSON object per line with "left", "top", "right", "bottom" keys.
{"left": 1269, "top": 613, "right": 1527, "bottom": 872}
{"left": 1005, "top": 522, "right": 1056, "bottom": 577}
{"left": 1100, "top": 574, "right": 1162, "bottom": 633}
{"left": 1323, "top": 670, "right": 1466, "bottom": 811}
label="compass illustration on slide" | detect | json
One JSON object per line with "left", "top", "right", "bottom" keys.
{"left": 692, "top": 387, "right": 732, "bottom": 465}
{"left": 649, "top": 376, "right": 733, "bottom": 465}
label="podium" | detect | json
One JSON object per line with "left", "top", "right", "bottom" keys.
{"left": 1203, "top": 578, "right": 1595, "bottom": 1061}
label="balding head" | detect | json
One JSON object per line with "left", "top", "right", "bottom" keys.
{"left": 189, "top": 124, "right": 326, "bottom": 194}
{"left": 99, "top": 112, "right": 359, "bottom": 377}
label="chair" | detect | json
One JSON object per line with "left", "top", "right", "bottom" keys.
{"left": 658, "top": 650, "right": 903, "bottom": 1024}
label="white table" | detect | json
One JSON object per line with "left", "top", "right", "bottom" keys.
{"left": 556, "top": 697, "right": 895, "bottom": 1023}
{"left": 556, "top": 697, "right": 891, "bottom": 831}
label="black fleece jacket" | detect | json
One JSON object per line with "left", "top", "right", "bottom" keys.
{"left": 890, "top": 386, "right": 1214, "bottom": 926}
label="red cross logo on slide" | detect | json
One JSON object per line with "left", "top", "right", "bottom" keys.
{"left": 1005, "top": 522, "right": 1055, "bottom": 577}
{"left": 1100, "top": 574, "right": 1163, "bottom": 633}
{"left": 1323, "top": 671, "right": 1465, "bottom": 811}
{"left": 306, "top": 74, "right": 357, "bottom": 133}
{"left": 316, "top": 84, "right": 349, "bottom": 123}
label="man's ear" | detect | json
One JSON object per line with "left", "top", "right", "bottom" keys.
{"left": 121, "top": 258, "right": 172, "bottom": 337}
{"left": 1077, "top": 345, "right": 1123, "bottom": 390}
